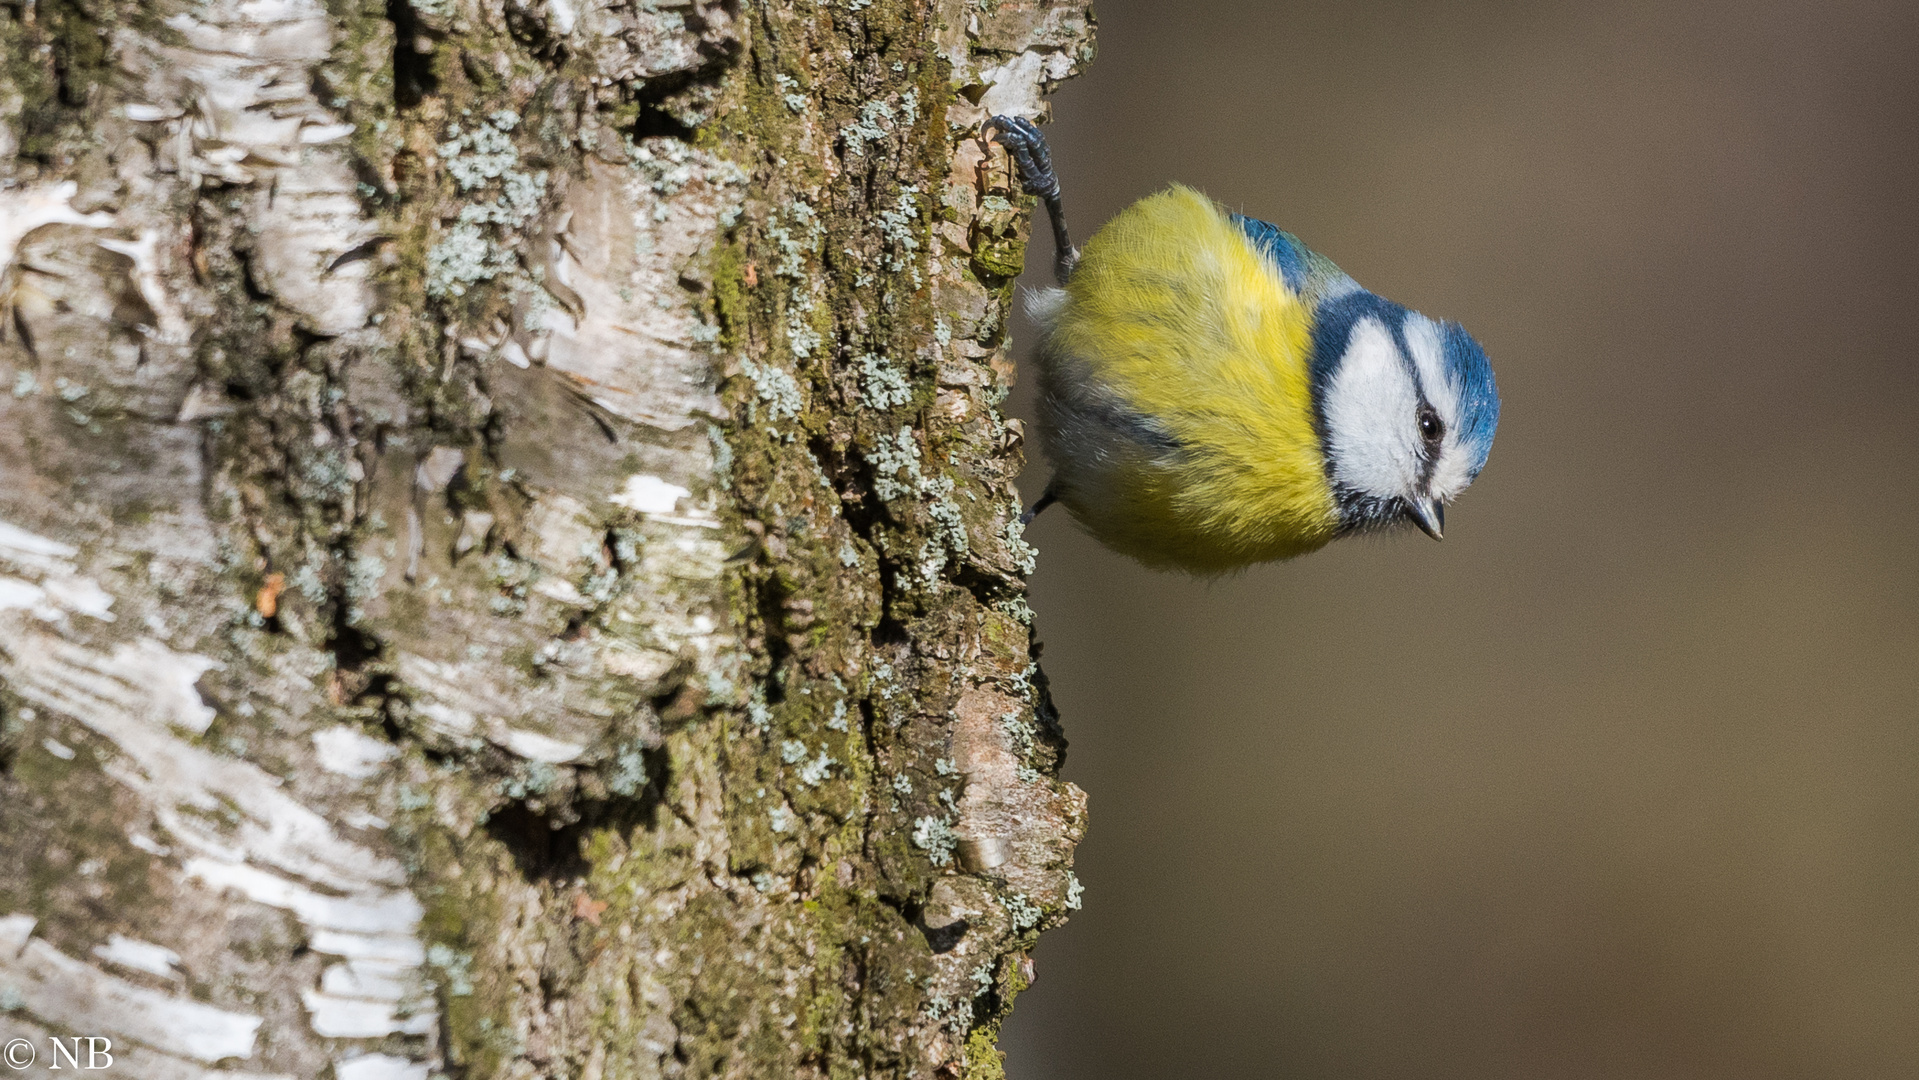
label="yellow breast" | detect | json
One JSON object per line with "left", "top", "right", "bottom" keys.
{"left": 1036, "top": 184, "right": 1341, "bottom": 572}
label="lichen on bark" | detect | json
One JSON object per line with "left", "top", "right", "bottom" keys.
{"left": 0, "top": 0, "right": 1093, "bottom": 1077}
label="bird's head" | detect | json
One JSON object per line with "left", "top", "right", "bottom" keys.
{"left": 1310, "top": 291, "right": 1501, "bottom": 540}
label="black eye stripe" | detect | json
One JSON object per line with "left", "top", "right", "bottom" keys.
{"left": 1395, "top": 321, "right": 1447, "bottom": 450}
{"left": 1413, "top": 401, "right": 1445, "bottom": 489}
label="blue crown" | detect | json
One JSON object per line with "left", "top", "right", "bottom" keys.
{"left": 1442, "top": 321, "right": 1499, "bottom": 478}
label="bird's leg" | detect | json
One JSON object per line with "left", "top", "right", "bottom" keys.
{"left": 986, "top": 115, "right": 1079, "bottom": 285}
{"left": 987, "top": 114, "right": 1071, "bottom": 524}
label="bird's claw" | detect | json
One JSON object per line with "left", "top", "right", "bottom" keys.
{"left": 985, "top": 114, "right": 1061, "bottom": 201}
{"left": 984, "top": 114, "right": 1079, "bottom": 284}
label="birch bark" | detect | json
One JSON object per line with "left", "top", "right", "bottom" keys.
{"left": 0, "top": 1, "right": 1094, "bottom": 1076}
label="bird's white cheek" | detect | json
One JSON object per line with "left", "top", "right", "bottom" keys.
{"left": 1323, "top": 318, "right": 1420, "bottom": 498}
{"left": 1428, "top": 441, "right": 1478, "bottom": 502}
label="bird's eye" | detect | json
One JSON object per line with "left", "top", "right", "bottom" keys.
{"left": 1417, "top": 405, "right": 1444, "bottom": 444}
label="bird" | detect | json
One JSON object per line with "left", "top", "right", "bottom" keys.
{"left": 985, "top": 115, "right": 1502, "bottom": 574}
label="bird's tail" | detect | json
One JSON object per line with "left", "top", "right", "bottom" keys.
{"left": 1020, "top": 483, "right": 1060, "bottom": 526}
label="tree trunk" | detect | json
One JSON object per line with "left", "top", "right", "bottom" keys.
{"left": 0, "top": 0, "right": 1093, "bottom": 1076}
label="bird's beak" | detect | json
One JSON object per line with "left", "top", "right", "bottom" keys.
{"left": 1406, "top": 498, "right": 1445, "bottom": 541}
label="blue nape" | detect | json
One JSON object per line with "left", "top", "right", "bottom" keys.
{"left": 1232, "top": 214, "right": 1309, "bottom": 294}
{"left": 1307, "top": 289, "right": 1408, "bottom": 392}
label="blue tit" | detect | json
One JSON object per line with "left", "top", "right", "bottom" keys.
{"left": 985, "top": 115, "right": 1502, "bottom": 573}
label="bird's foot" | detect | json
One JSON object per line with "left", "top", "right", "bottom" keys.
{"left": 985, "top": 115, "right": 1078, "bottom": 283}
{"left": 985, "top": 115, "right": 1061, "bottom": 201}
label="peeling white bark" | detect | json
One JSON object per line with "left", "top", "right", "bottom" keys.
{"left": 123, "top": 0, "right": 376, "bottom": 331}
{"left": 90, "top": 933, "right": 184, "bottom": 980}
{"left": 0, "top": 0, "right": 431, "bottom": 1066}
{"left": 0, "top": 185, "right": 115, "bottom": 277}
{"left": 539, "top": 152, "right": 741, "bottom": 430}
{"left": 0, "top": 914, "right": 263, "bottom": 1062}
{"left": 0, "top": 1013, "right": 297, "bottom": 1080}
{"left": 0, "top": 520, "right": 435, "bottom": 1061}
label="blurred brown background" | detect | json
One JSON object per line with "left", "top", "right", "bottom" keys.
{"left": 996, "top": 1, "right": 1919, "bottom": 1077}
